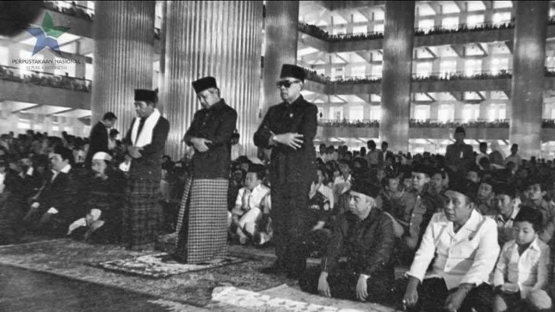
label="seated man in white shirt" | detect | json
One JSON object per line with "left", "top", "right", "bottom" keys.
{"left": 402, "top": 181, "right": 500, "bottom": 312}
{"left": 229, "top": 164, "right": 270, "bottom": 245}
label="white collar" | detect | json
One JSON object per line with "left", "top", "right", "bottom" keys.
{"left": 26, "top": 167, "right": 34, "bottom": 176}
{"left": 58, "top": 164, "right": 72, "bottom": 174}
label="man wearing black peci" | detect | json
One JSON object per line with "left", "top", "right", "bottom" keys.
{"left": 254, "top": 64, "right": 318, "bottom": 278}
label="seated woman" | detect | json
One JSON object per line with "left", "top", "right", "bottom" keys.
{"left": 493, "top": 207, "right": 552, "bottom": 312}
{"left": 68, "top": 152, "right": 125, "bottom": 244}
{"left": 300, "top": 177, "right": 396, "bottom": 305}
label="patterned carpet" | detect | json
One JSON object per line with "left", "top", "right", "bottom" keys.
{"left": 0, "top": 238, "right": 403, "bottom": 311}
{"left": 0, "top": 239, "right": 290, "bottom": 307}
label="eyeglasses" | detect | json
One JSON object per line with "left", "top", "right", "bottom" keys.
{"left": 276, "top": 80, "right": 301, "bottom": 88}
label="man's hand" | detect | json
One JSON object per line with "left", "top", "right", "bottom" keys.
{"left": 356, "top": 275, "right": 368, "bottom": 302}
{"left": 444, "top": 286, "right": 469, "bottom": 312}
{"left": 128, "top": 146, "right": 142, "bottom": 158}
{"left": 318, "top": 273, "right": 331, "bottom": 297}
{"left": 403, "top": 276, "right": 420, "bottom": 308}
{"left": 31, "top": 202, "right": 40, "bottom": 209}
{"left": 191, "top": 138, "right": 212, "bottom": 153}
{"left": 274, "top": 133, "right": 304, "bottom": 150}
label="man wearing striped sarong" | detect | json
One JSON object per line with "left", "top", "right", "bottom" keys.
{"left": 173, "top": 76, "right": 237, "bottom": 264}
{"left": 122, "top": 89, "right": 169, "bottom": 251}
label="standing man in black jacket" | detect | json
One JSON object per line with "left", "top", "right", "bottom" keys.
{"left": 254, "top": 64, "right": 318, "bottom": 278}
{"left": 173, "top": 77, "right": 238, "bottom": 264}
{"left": 85, "top": 112, "right": 117, "bottom": 167}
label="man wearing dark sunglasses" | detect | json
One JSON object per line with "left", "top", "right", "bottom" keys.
{"left": 254, "top": 64, "right": 318, "bottom": 279}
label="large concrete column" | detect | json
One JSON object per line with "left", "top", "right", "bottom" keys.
{"left": 164, "top": 1, "right": 263, "bottom": 159}
{"left": 262, "top": 1, "right": 299, "bottom": 115}
{"left": 92, "top": 1, "right": 155, "bottom": 133}
{"left": 509, "top": 1, "right": 548, "bottom": 158}
{"left": 379, "top": 1, "right": 415, "bottom": 153}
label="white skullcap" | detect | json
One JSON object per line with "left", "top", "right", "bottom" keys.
{"left": 92, "top": 152, "right": 112, "bottom": 162}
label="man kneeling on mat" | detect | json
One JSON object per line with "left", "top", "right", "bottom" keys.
{"left": 299, "top": 176, "right": 396, "bottom": 304}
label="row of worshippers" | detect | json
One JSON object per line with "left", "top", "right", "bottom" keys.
{"left": 297, "top": 174, "right": 554, "bottom": 312}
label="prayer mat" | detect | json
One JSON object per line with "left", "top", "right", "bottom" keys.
{"left": 89, "top": 253, "right": 249, "bottom": 279}
{"left": 208, "top": 285, "right": 402, "bottom": 312}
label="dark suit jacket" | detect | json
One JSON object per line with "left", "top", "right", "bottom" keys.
{"left": 254, "top": 95, "right": 318, "bottom": 186}
{"left": 124, "top": 115, "right": 170, "bottom": 181}
{"left": 320, "top": 208, "right": 395, "bottom": 280}
{"left": 445, "top": 142, "right": 474, "bottom": 171}
{"left": 86, "top": 121, "right": 109, "bottom": 165}
{"left": 36, "top": 169, "right": 82, "bottom": 224}
{"left": 184, "top": 99, "right": 237, "bottom": 179}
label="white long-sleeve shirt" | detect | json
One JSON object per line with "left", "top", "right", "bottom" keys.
{"left": 493, "top": 237, "right": 551, "bottom": 299}
{"left": 407, "top": 210, "right": 500, "bottom": 290}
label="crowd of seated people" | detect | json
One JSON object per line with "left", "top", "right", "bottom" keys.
{"left": 43, "top": 1, "right": 94, "bottom": 21}
{"left": 5, "top": 126, "right": 555, "bottom": 310}
{"left": 301, "top": 138, "right": 555, "bottom": 311}
{"left": 0, "top": 66, "right": 91, "bottom": 92}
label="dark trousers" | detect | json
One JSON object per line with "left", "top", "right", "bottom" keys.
{"left": 271, "top": 182, "right": 311, "bottom": 275}
{"left": 299, "top": 264, "right": 396, "bottom": 305}
{"left": 407, "top": 278, "right": 493, "bottom": 312}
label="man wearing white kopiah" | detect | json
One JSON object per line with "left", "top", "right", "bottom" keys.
{"left": 402, "top": 181, "right": 500, "bottom": 312}
{"left": 122, "top": 89, "right": 169, "bottom": 251}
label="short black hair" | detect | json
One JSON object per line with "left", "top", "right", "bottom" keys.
{"left": 247, "top": 164, "right": 265, "bottom": 181}
{"left": 514, "top": 206, "right": 543, "bottom": 233}
{"left": 53, "top": 146, "right": 73, "bottom": 163}
{"left": 103, "top": 112, "right": 117, "bottom": 121}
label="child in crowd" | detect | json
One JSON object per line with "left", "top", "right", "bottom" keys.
{"left": 475, "top": 178, "right": 496, "bottom": 216}
{"left": 524, "top": 179, "right": 555, "bottom": 244}
{"left": 376, "top": 173, "right": 407, "bottom": 238}
{"left": 229, "top": 165, "right": 270, "bottom": 245}
{"left": 493, "top": 183, "right": 521, "bottom": 247}
{"left": 493, "top": 207, "right": 552, "bottom": 312}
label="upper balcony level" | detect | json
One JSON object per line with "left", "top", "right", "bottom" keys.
{"left": 317, "top": 119, "right": 555, "bottom": 141}
{"left": 0, "top": 65, "right": 91, "bottom": 110}
{"left": 303, "top": 69, "right": 555, "bottom": 95}
{"left": 298, "top": 20, "right": 555, "bottom": 53}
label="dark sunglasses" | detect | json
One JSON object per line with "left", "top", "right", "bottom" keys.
{"left": 276, "top": 80, "right": 300, "bottom": 88}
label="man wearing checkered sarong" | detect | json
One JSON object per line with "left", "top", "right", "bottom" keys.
{"left": 122, "top": 89, "right": 169, "bottom": 251}
{"left": 173, "top": 76, "right": 237, "bottom": 264}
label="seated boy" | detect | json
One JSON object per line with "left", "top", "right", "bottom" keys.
{"left": 475, "top": 178, "right": 496, "bottom": 216}
{"left": 493, "top": 207, "right": 552, "bottom": 312}
{"left": 524, "top": 178, "right": 555, "bottom": 244}
{"left": 493, "top": 183, "right": 521, "bottom": 247}
{"left": 229, "top": 164, "right": 270, "bottom": 244}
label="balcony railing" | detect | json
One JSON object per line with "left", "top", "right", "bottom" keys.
{"left": 304, "top": 68, "right": 519, "bottom": 85}
{"left": 0, "top": 65, "right": 91, "bottom": 92}
{"left": 43, "top": 1, "right": 94, "bottom": 21}
{"left": 300, "top": 18, "right": 555, "bottom": 43}
{"left": 319, "top": 119, "right": 555, "bottom": 129}
{"left": 318, "top": 119, "right": 511, "bottom": 128}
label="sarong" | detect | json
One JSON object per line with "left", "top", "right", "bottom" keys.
{"left": 122, "top": 177, "right": 162, "bottom": 250}
{"left": 174, "top": 178, "right": 228, "bottom": 263}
